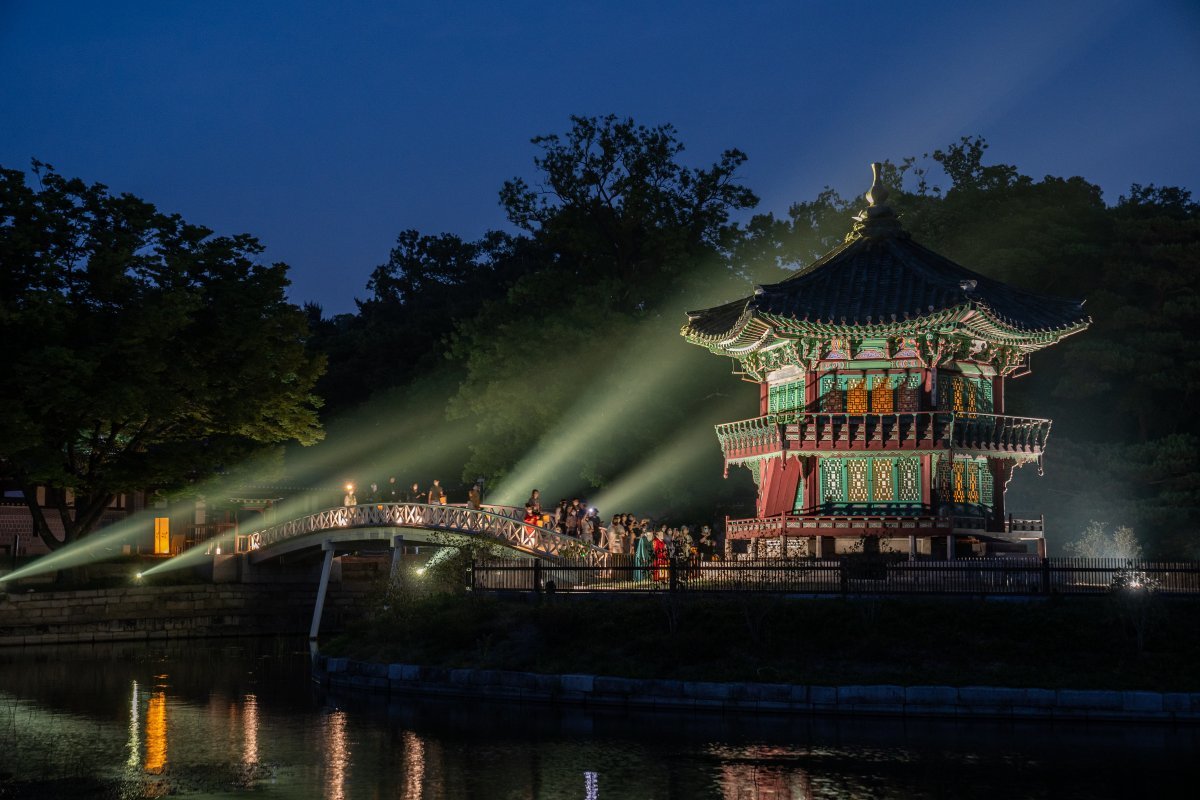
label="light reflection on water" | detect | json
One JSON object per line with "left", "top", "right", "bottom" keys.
{"left": 0, "top": 639, "right": 1195, "bottom": 799}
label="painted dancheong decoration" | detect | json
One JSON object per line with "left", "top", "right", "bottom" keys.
{"left": 681, "top": 164, "right": 1090, "bottom": 560}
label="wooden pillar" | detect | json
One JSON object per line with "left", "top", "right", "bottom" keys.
{"left": 908, "top": 535, "right": 917, "bottom": 560}
{"left": 945, "top": 534, "right": 955, "bottom": 561}
{"left": 920, "top": 455, "right": 932, "bottom": 507}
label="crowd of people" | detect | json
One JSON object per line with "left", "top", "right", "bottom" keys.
{"left": 342, "top": 477, "right": 450, "bottom": 507}
{"left": 339, "top": 480, "right": 722, "bottom": 570}
{"left": 520, "top": 490, "right": 721, "bottom": 568}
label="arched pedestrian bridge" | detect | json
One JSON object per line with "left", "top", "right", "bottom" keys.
{"left": 240, "top": 502, "right": 610, "bottom": 565}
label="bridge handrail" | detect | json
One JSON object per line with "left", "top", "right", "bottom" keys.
{"left": 243, "top": 502, "right": 608, "bottom": 564}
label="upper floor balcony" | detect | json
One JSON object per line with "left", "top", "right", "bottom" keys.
{"left": 714, "top": 411, "right": 1051, "bottom": 462}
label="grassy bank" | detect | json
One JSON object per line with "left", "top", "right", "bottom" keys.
{"left": 324, "top": 592, "right": 1200, "bottom": 691}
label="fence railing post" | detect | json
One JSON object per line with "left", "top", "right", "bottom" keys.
{"left": 669, "top": 558, "right": 678, "bottom": 592}
{"left": 1040, "top": 557, "right": 1051, "bottom": 595}
{"left": 468, "top": 559, "right": 476, "bottom": 592}
{"left": 533, "top": 559, "right": 542, "bottom": 594}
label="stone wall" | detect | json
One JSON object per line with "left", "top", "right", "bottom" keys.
{"left": 0, "top": 584, "right": 374, "bottom": 646}
{"left": 314, "top": 656, "right": 1200, "bottom": 723}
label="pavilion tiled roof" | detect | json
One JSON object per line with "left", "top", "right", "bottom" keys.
{"left": 684, "top": 166, "right": 1089, "bottom": 344}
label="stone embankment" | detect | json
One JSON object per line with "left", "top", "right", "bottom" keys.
{"left": 0, "top": 584, "right": 372, "bottom": 646}
{"left": 314, "top": 655, "right": 1200, "bottom": 723}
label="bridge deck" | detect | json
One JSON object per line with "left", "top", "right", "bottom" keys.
{"left": 241, "top": 502, "right": 610, "bottom": 565}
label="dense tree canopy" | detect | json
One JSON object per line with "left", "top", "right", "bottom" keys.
{"left": 311, "top": 126, "right": 1198, "bottom": 555}
{"left": 0, "top": 163, "right": 325, "bottom": 549}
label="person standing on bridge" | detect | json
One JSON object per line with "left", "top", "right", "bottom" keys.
{"left": 467, "top": 482, "right": 482, "bottom": 510}
{"left": 343, "top": 484, "right": 357, "bottom": 507}
{"left": 428, "top": 479, "right": 446, "bottom": 505}
{"left": 526, "top": 489, "right": 542, "bottom": 516}
{"left": 387, "top": 476, "right": 399, "bottom": 502}
{"left": 406, "top": 481, "right": 423, "bottom": 503}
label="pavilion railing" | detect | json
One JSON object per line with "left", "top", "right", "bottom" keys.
{"left": 714, "top": 411, "right": 1052, "bottom": 460}
{"left": 470, "top": 557, "right": 1200, "bottom": 596}
{"left": 724, "top": 512, "right": 1044, "bottom": 540}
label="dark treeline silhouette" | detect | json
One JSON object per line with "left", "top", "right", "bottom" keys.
{"left": 309, "top": 120, "right": 1199, "bottom": 557}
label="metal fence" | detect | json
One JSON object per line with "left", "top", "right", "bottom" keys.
{"left": 468, "top": 556, "right": 1200, "bottom": 596}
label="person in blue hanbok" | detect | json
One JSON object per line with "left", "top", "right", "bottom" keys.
{"left": 634, "top": 525, "right": 654, "bottom": 581}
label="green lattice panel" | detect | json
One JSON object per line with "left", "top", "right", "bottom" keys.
{"left": 898, "top": 458, "right": 920, "bottom": 501}
{"left": 820, "top": 459, "right": 844, "bottom": 503}
{"left": 768, "top": 380, "right": 805, "bottom": 414}
{"left": 847, "top": 458, "right": 869, "bottom": 502}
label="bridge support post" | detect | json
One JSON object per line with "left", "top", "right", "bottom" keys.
{"left": 390, "top": 534, "right": 405, "bottom": 584}
{"left": 310, "top": 542, "right": 335, "bottom": 642}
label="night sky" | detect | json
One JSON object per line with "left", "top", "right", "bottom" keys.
{"left": 3, "top": 0, "right": 1198, "bottom": 315}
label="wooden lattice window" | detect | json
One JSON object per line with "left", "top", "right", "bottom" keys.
{"left": 846, "top": 379, "right": 868, "bottom": 415}
{"left": 821, "top": 460, "right": 844, "bottom": 503}
{"left": 980, "top": 465, "right": 994, "bottom": 505}
{"left": 943, "top": 376, "right": 990, "bottom": 415}
{"left": 847, "top": 458, "right": 869, "bottom": 502}
{"left": 898, "top": 458, "right": 920, "bottom": 502}
{"left": 951, "top": 377, "right": 965, "bottom": 412}
{"left": 768, "top": 380, "right": 804, "bottom": 414}
{"left": 821, "top": 383, "right": 845, "bottom": 412}
{"left": 952, "top": 461, "right": 966, "bottom": 503}
{"left": 871, "top": 381, "right": 894, "bottom": 413}
{"left": 967, "top": 464, "right": 980, "bottom": 503}
{"left": 896, "top": 383, "right": 920, "bottom": 412}
{"left": 872, "top": 459, "right": 894, "bottom": 501}
{"left": 978, "top": 380, "right": 994, "bottom": 412}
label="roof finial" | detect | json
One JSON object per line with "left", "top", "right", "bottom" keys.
{"left": 865, "top": 162, "right": 889, "bottom": 207}
{"left": 847, "top": 161, "right": 905, "bottom": 241}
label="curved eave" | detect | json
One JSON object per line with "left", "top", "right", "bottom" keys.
{"left": 959, "top": 305, "right": 1091, "bottom": 351}
{"left": 682, "top": 303, "right": 1090, "bottom": 358}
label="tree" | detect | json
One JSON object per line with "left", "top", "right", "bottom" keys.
{"left": 1064, "top": 521, "right": 1143, "bottom": 560}
{"left": 445, "top": 115, "right": 759, "bottom": 499}
{"left": 0, "top": 163, "right": 325, "bottom": 549}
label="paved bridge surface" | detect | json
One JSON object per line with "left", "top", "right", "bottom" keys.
{"left": 241, "top": 502, "right": 610, "bottom": 565}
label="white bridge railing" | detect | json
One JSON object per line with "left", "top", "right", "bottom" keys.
{"left": 242, "top": 503, "right": 609, "bottom": 564}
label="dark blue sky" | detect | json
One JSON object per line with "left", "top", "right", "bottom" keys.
{"left": 3, "top": 0, "right": 1198, "bottom": 314}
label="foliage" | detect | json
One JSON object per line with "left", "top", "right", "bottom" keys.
{"left": 302, "top": 121, "right": 1196, "bottom": 554}
{"left": 1064, "top": 521, "right": 1143, "bottom": 560}
{"left": 0, "top": 162, "right": 325, "bottom": 548}
{"left": 444, "top": 115, "right": 759, "bottom": 501}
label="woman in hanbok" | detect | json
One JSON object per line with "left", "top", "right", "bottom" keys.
{"left": 633, "top": 524, "right": 653, "bottom": 581}
{"left": 652, "top": 529, "right": 669, "bottom": 582}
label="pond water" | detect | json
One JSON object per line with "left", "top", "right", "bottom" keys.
{"left": 0, "top": 638, "right": 1195, "bottom": 799}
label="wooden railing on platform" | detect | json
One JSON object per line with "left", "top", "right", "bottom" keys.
{"left": 723, "top": 512, "right": 1044, "bottom": 539}
{"left": 714, "top": 411, "right": 1052, "bottom": 461}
